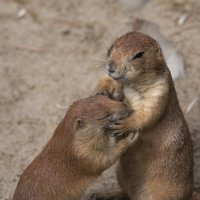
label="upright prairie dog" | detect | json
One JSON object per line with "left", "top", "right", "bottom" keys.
{"left": 13, "top": 96, "right": 139, "bottom": 200}
{"left": 95, "top": 32, "right": 193, "bottom": 200}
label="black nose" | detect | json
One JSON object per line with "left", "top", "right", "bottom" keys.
{"left": 108, "top": 67, "right": 115, "bottom": 73}
{"left": 108, "top": 61, "right": 116, "bottom": 73}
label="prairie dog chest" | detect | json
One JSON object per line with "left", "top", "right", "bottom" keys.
{"left": 123, "top": 80, "right": 166, "bottom": 111}
{"left": 123, "top": 87, "right": 142, "bottom": 109}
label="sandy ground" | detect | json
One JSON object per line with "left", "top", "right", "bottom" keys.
{"left": 0, "top": 0, "right": 200, "bottom": 199}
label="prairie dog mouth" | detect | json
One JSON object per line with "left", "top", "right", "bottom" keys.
{"left": 108, "top": 72, "right": 124, "bottom": 80}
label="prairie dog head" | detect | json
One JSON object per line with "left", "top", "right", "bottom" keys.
{"left": 65, "top": 96, "right": 129, "bottom": 149}
{"left": 106, "top": 32, "right": 166, "bottom": 83}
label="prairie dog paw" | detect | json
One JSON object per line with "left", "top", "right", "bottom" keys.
{"left": 112, "top": 87, "right": 124, "bottom": 101}
{"left": 110, "top": 129, "right": 140, "bottom": 143}
{"left": 95, "top": 76, "right": 124, "bottom": 101}
{"left": 108, "top": 109, "right": 130, "bottom": 122}
{"left": 96, "top": 87, "right": 123, "bottom": 101}
{"left": 125, "top": 132, "right": 140, "bottom": 145}
{"left": 96, "top": 90, "right": 110, "bottom": 98}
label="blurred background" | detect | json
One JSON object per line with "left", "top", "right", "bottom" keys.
{"left": 0, "top": 0, "right": 200, "bottom": 199}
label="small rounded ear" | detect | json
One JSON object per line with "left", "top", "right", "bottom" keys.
{"left": 154, "top": 44, "right": 163, "bottom": 58}
{"left": 74, "top": 118, "right": 85, "bottom": 131}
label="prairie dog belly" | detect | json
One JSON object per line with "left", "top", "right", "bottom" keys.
{"left": 117, "top": 138, "right": 151, "bottom": 200}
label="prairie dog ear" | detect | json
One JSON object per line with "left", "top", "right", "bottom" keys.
{"left": 74, "top": 118, "right": 85, "bottom": 131}
{"left": 154, "top": 43, "right": 163, "bottom": 58}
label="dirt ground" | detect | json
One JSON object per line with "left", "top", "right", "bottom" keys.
{"left": 0, "top": 0, "right": 200, "bottom": 199}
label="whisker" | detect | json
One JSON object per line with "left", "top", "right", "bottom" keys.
{"left": 89, "top": 57, "right": 107, "bottom": 62}
{"left": 85, "top": 56, "right": 107, "bottom": 72}
{"left": 85, "top": 64, "right": 106, "bottom": 72}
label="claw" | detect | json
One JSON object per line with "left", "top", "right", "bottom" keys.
{"left": 96, "top": 91, "right": 110, "bottom": 98}
{"left": 108, "top": 123, "right": 123, "bottom": 130}
{"left": 108, "top": 113, "right": 119, "bottom": 122}
{"left": 110, "top": 132, "right": 128, "bottom": 141}
{"left": 110, "top": 130, "right": 124, "bottom": 136}
{"left": 113, "top": 91, "right": 124, "bottom": 102}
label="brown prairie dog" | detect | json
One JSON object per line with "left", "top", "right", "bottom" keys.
{"left": 95, "top": 32, "right": 193, "bottom": 200}
{"left": 13, "top": 96, "right": 139, "bottom": 200}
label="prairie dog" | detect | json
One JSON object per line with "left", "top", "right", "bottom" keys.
{"left": 13, "top": 96, "right": 139, "bottom": 200}
{"left": 95, "top": 32, "right": 193, "bottom": 200}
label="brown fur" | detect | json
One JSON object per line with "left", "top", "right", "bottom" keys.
{"left": 13, "top": 95, "right": 139, "bottom": 200}
{"left": 95, "top": 32, "right": 193, "bottom": 200}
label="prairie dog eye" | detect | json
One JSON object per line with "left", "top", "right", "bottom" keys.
{"left": 132, "top": 51, "right": 144, "bottom": 60}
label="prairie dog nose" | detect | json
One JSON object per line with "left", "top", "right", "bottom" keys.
{"left": 107, "top": 61, "right": 116, "bottom": 73}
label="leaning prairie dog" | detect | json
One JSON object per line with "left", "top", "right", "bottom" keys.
{"left": 94, "top": 32, "right": 193, "bottom": 200}
{"left": 13, "top": 95, "right": 139, "bottom": 200}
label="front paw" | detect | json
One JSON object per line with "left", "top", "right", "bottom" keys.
{"left": 95, "top": 76, "right": 124, "bottom": 101}
{"left": 96, "top": 88, "right": 123, "bottom": 102}
{"left": 125, "top": 131, "right": 140, "bottom": 145}
{"left": 107, "top": 118, "right": 141, "bottom": 137}
{"left": 107, "top": 119, "right": 130, "bottom": 136}
{"left": 108, "top": 128, "right": 140, "bottom": 144}
{"left": 96, "top": 90, "right": 111, "bottom": 98}
{"left": 112, "top": 87, "right": 124, "bottom": 102}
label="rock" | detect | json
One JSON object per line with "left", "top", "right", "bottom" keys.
{"left": 17, "top": 8, "right": 27, "bottom": 18}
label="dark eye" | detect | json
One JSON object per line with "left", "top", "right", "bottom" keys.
{"left": 132, "top": 51, "right": 144, "bottom": 60}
